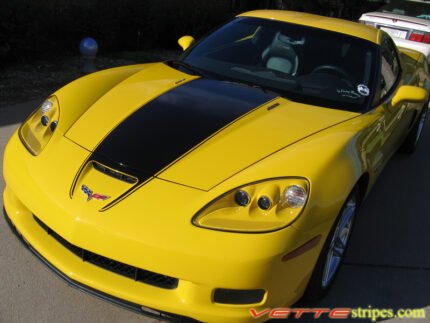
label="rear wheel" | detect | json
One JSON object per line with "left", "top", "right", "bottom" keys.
{"left": 303, "top": 187, "right": 360, "bottom": 301}
{"left": 401, "top": 104, "right": 428, "bottom": 154}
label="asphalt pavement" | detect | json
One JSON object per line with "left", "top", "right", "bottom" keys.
{"left": 0, "top": 101, "right": 429, "bottom": 323}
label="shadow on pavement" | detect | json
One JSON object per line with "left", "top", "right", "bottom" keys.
{"left": 0, "top": 100, "right": 41, "bottom": 128}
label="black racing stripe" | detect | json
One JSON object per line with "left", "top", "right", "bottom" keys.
{"left": 93, "top": 78, "right": 275, "bottom": 181}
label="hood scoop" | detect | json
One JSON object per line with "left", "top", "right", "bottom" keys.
{"left": 92, "top": 162, "right": 137, "bottom": 184}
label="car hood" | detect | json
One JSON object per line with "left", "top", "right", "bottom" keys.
{"left": 65, "top": 63, "right": 359, "bottom": 191}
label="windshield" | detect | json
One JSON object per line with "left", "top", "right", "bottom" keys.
{"left": 180, "top": 17, "right": 378, "bottom": 112}
{"left": 378, "top": 0, "right": 430, "bottom": 20}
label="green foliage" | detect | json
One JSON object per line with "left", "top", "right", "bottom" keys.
{"left": 0, "top": 0, "right": 232, "bottom": 62}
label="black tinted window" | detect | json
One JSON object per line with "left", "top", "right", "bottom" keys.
{"left": 378, "top": 0, "right": 430, "bottom": 20}
{"left": 182, "top": 17, "right": 378, "bottom": 112}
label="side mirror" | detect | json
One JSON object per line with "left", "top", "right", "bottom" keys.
{"left": 391, "top": 85, "right": 428, "bottom": 106}
{"left": 178, "top": 36, "right": 195, "bottom": 51}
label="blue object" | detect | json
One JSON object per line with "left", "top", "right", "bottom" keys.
{"left": 79, "top": 37, "right": 98, "bottom": 57}
{"left": 417, "top": 14, "right": 430, "bottom": 21}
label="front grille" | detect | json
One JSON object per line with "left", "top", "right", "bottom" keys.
{"left": 33, "top": 215, "right": 178, "bottom": 290}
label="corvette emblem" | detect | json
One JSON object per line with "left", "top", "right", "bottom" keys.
{"left": 81, "top": 185, "right": 110, "bottom": 202}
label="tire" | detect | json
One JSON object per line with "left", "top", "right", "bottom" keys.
{"left": 303, "top": 187, "right": 360, "bottom": 302}
{"left": 400, "top": 103, "right": 428, "bottom": 154}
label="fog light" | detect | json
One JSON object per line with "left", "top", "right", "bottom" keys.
{"left": 214, "top": 288, "right": 265, "bottom": 305}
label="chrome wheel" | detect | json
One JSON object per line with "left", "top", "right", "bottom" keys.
{"left": 415, "top": 107, "right": 427, "bottom": 145}
{"left": 321, "top": 195, "right": 357, "bottom": 288}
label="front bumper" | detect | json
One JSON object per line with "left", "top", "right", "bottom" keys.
{"left": 3, "top": 207, "right": 189, "bottom": 321}
{"left": 2, "top": 131, "right": 328, "bottom": 322}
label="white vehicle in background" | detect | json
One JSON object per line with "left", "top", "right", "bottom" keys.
{"left": 360, "top": 0, "right": 430, "bottom": 63}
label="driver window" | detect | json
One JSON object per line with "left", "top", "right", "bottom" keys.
{"left": 380, "top": 36, "right": 401, "bottom": 98}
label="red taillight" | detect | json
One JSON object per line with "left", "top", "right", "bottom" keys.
{"left": 410, "top": 32, "right": 424, "bottom": 42}
{"left": 409, "top": 31, "right": 430, "bottom": 44}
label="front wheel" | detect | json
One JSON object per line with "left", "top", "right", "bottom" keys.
{"left": 303, "top": 188, "right": 360, "bottom": 301}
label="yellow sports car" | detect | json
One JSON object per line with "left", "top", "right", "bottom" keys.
{"left": 3, "top": 10, "right": 429, "bottom": 322}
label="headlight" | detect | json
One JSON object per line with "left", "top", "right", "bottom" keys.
{"left": 284, "top": 185, "right": 307, "bottom": 208}
{"left": 19, "top": 96, "right": 60, "bottom": 155}
{"left": 192, "top": 178, "right": 309, "bottom": 233}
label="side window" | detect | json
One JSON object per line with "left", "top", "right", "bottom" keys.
{"left": 380, "top": 36, "right": 401, "bottom": 98}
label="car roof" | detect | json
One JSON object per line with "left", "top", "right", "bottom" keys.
{"left": 239, "top": 10, "right": 380, "bottom": 44}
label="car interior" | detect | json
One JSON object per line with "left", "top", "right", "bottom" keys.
{"left": 183, "top": 18, "right": 377, "bottom": 111}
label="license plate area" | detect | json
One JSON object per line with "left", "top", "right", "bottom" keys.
{"left": 380, "top": 26, "right": 408, "bottom": 39}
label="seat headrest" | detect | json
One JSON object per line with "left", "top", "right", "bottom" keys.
{"left": 263, "top": 32, "right": 298, "bottom": 75}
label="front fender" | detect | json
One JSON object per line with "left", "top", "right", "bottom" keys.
{"left": 215, "top": 115, "right": 373, "bottom": 233}
{"left": 54, "top": 63, "right": 151, "bottom": 133}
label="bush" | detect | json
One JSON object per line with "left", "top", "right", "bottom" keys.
{"left": 0, "top": 0, "right": 232, "bottom": 63}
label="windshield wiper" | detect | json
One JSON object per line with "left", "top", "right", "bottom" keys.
{"left": 227, "top": 79, "right": 281, "bottom": 96}
{"left": 168, "top": 61, "right": 282, "bottom": 96}
{"left": 168, "top": 60, "right": 210, "bottom": 78}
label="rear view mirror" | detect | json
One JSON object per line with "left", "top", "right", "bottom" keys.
{"left": 178, "top": 36, "right": 195, "bottom": 51}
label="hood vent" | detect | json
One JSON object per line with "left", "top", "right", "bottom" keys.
{"left": 92, "top": 161, "right": 137, "bottom": 184}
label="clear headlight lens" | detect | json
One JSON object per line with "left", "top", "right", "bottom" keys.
{"left": 192, "top": 178, "right": 309, "bottom": 233}
{"left": 284, "top": 185, "right": 308, "bottom": 208}
{"left": 19, "top": 96, "right": 60, "bottom": 155}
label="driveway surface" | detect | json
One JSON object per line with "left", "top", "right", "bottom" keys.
{"left": 1, "top": 101, "right": 429, "bottom": 323}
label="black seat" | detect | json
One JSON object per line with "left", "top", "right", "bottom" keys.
{"left": 262, "top": 32, "right": 299, "bottom": 75}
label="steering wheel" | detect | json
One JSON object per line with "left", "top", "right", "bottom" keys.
{"left": 312, "top": 65, "right": 353, "bottom": 87}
